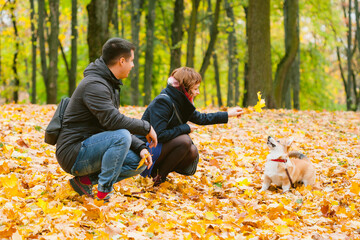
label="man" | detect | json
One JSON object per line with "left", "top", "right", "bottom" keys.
{"left": 56, "top": 38, "right": 157, "bottom": 201}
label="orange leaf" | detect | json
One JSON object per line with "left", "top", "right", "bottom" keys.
{"left": 16, "top": 138, "right": 29, "bottom": 148}
{"left": 209, "top": 158, "right": 221, "bottom": 168}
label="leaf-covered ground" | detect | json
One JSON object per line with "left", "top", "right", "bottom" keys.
{"left": 0, "top": 104, "right": 359, "bottom": 240}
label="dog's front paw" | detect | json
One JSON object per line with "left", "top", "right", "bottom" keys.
{"left": 282, "top": 185, "right": 291, "bottom": 193}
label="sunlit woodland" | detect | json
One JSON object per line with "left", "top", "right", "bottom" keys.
{"left": 1, "top": 0, "right": 359, "bottom": 110}
{"left": 1, "top": 0, "right": 360, "bottom": 239}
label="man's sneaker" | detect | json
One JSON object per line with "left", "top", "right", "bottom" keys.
{"left": 95, "top": 192, "right": 112, "bottom": 203}
{"left": 69, "top": 177, "right": 93, "bottom": 198}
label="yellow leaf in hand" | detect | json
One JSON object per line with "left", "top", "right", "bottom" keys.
{"left": 136, "top": 153, "right": 150, "bottom": 170}
{"left": 254, "top": 91, "right": 266, "bottom": 113}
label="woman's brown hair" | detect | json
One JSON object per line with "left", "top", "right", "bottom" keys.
{"left": 171, "top": 67, "right": 202, "bottom": 91}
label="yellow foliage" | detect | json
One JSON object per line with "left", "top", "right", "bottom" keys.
{"left": 0, "top": 104, "right": 359, "bottom": 239}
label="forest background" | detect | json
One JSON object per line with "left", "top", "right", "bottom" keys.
{"left": 0, "top": 0, "right": 360, "bottom": 111}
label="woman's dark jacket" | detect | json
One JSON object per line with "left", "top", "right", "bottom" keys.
{"left": 56, "top": 57, "right": 150, "bottom": 173}
{"left": 140, "top": 85, "right": 228, "bottom": 143}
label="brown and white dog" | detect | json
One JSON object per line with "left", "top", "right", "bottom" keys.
{"left": 260, "top": 136, "right": 316, "bottom": 192}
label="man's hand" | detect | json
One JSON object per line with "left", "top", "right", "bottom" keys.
{"left": 140, "top": 148, "right": 153, "bottom": 169}
{"left": 228, "top": 107, "right": 243, "bottom": 118}
{"left": 146, "top": 126, "right": 158, "bottom": 148}
{"left": 187, "top": 123, "right": 198, "bottom": 133}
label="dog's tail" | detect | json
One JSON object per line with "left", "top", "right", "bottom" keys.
{"left": 289, "top": 151, "right": 307, "bottom": 160}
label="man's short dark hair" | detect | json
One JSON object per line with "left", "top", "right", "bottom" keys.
{"left": 102, "top": 38, "right": 135, "bottom": 66}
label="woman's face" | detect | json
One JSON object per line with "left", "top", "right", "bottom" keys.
{"left": 189, "top": 83, "right": 201, "bottom": 98}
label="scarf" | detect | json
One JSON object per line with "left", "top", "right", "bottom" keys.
{"left": 167, "top": 76, "right": 193, "bottom": 103}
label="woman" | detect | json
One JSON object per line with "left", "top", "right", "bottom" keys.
{"left": 140, "top": 67, "right": 243, "bottom": 186}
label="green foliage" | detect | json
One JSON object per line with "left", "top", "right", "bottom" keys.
{"left": 0, "top": 0, "right": 352, "bottom": 110}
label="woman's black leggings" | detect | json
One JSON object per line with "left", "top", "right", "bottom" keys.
{"left": 150, "top": 134, "right": 198, "bottom": 179}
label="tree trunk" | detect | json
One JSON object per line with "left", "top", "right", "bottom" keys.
{"left": 38, "top": 0, "right": 48, "bottom": 93}
{"left": 200, "top": 0, "right": 221, "bottom": 106}
{"left": 120, "top": 0, "right": 125, "bottom": 37}
{"left": 46, "top": 0, "right": 60, "bottom": 104}
{"left": 10, "top": 0, "right": 20, "bottom": 103}
{"left": 273, "top": 0, "right": 299, "bottom": 108}
{"left": 199, "top": 0, "right": 221, "bottom": 78}
{"left": 169, "top": 0, "right": 184, "bottom": 74}
{"left": 213, "top": 53, "right": 223, "bottom": 106}
{"left": 130, "top": 0, "right": 143, "bottom": 105}
{"left": 283, "top": 0, "right": 300, "bottom": 109}
{"left": 112, "top": 0, "right": 119, "bottom": 36}
{"left": 144, "top": 0, "right": 156, "bottom": 105}
{"left": 225, "top": 0, "right": 237, "bottom": 107}
{"left": 87, "top": 0, "right": 116, "bottom": 63}
{"left": 243, "top": 6, "right": 249, "bottom": 107}
{"left": 186, "top": 0, "right": 201, "bottom": 68}
{"left": 291, "top": 49, "right": 300, "bottom": 109}
{"left": 247, "top": 0, "right": 275, "bottom": 107}
{"left": 69, "top": 0, "right": 78, "bottom": 96}
{"left": 346, "top": 0, "right": 353, "bottom": 110}
{"left": 30, "top": 0, "right": 37, "bottom": 104}
{"left": 355, "top": 0, "right": 360, "bottom": 110}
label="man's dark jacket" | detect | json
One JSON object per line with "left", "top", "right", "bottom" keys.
{"left": 140, "top": 85, "right": 228, "bottom": 143}
{"left": 56, "top": 57, "right": 150, "bottom": 173}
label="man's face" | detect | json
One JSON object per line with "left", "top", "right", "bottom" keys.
{"left": 118, "top": 50, "right": 134, "bottom": 79}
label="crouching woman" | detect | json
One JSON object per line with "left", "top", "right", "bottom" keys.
{"left": 139, "top": 67, "right": 243, "bottom": 186}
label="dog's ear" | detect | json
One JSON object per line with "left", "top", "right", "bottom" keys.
{"left": 285, "top": 137, "right": 294, "bottom": 151}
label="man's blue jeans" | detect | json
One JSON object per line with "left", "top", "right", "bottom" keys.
{"left": 70, "top": 129, "right": 146, "bottom": 193}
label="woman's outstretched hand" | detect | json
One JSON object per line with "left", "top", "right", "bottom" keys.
{"left": 228, "top": 107, "right": 243, "bottom": 118}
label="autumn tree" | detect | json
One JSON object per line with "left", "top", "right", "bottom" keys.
{"left": 169, "top": 0, "right": 184, "bottom": 74}
{"left": 199, "top": 0, "right": 222, "bottom": 105}
{"left": 9, "top": 0, "right": 20, "bottom": 103}
{"left": 242, "top": 5, "right": 249, "bottom": 107}
{"left": 334, "top": 0, "right": 359, "bottom": 111}
{"left": 30, "top": 0, "right": 37, "bottom": 103}
{"left": 186, "top": 0, "right": 201, "bottom": 68}
{"left": 246, "top": 0, "right": 275, "bottom": 107}
{"left": 130, "top": 0, "right": 144, "bottom": 106}
{"left": 60, "top": 0, "right": 78, "bottom": 97}
{"left": 224, "top": 0, "right": 238, "bottom": 107}
{"left": 276, "top": 0, "right": 300, "bottom": 109}
{"left": 144, "top": 0, "right": 156, "bottom": 105}
{"left": 38, "top": 0, "right": 60, "bottom": 104}
{"left": 87, "top": 0, "right": 116, "bottom": 63}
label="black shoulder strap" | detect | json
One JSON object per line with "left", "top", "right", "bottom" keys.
{"left": 160, "top": 94, "right": 183, "bottom": 124}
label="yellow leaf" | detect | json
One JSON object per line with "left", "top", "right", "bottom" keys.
{"left": 237, "top": 178, "right": 249, "bottom": 187}
{"left": 350, "top": 182, "right": 360, "bottom": 195}
{"left": 136, "top": 153, "right": 150, "bottom": 170}
{"left": 37, "top": 199, "right": 49, "bottom": 214}
{"left": 204, "top": 211, "right": 216, "bottom": 221}
{"left": 3, "top": 145, "right": 14, "bottom": 153}
{"left": 0, "top": 174, "right": 18, "bottom": 189}
{"left": 191, "top": 223, "right": 206, "bottom": 235}
{"left": 275, "top": 225, "right": 290, "bottom": 234}
{"left": 0, "top": 162, "right": 10, "bottom": 174}
{"left": 254, "top": 91, "right": 266, "bottom": 113}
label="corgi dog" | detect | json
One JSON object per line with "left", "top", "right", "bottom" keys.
{"left": 260, "top": 136, "right": 316, "bottom": 192}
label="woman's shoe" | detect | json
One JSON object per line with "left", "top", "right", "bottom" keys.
{"left": 153, "top": 174, "right": 166, "bottom": 187}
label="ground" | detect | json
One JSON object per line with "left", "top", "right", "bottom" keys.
{"left": 0, "top": 104, "right": 359, "bottom": 239}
